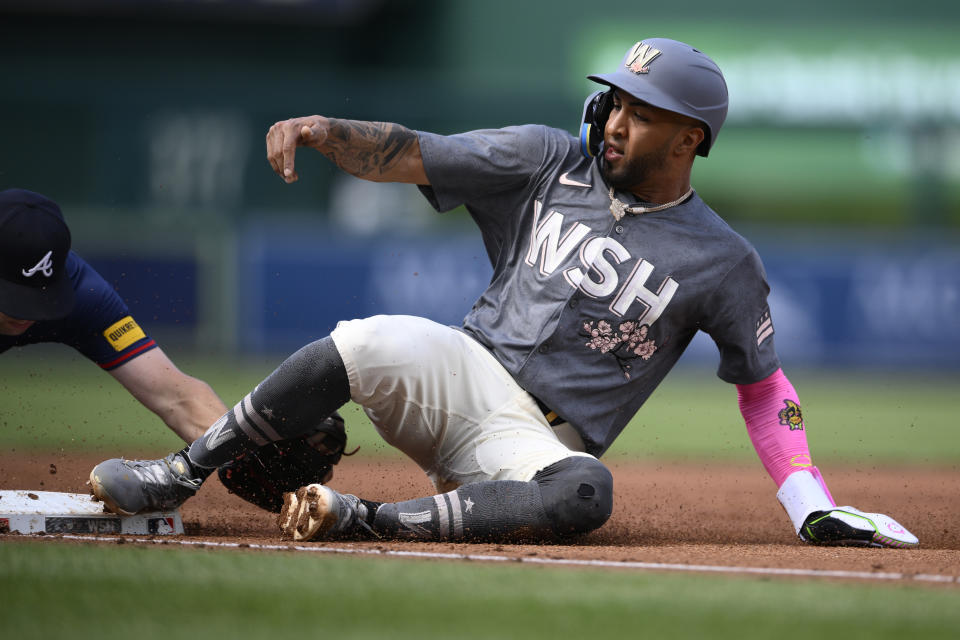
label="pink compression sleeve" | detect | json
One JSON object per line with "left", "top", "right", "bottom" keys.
{"left": 736, "top": 369, "right": 835, "bottom": 503}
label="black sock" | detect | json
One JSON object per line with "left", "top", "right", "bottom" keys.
{"left": 175, "top": 447, "right": 214, "bottom": 482}
{"left": 370, "top": 481, "right": 552, "bottom": 541}
{"left": 187, "top": 337, "right": 350, "bottom": 469}
{"left": 359, "top": 499, "right": 382, "bottom": 526}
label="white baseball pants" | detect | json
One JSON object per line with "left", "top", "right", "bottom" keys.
{"left": 330, "top": 315, "right": 594, "bottom": 492}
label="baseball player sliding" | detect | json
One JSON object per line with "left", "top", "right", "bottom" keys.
{"left": 91, "top": 38, "right": 917, "bottom": 547}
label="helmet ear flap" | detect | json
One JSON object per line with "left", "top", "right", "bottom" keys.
{"left": 579, "top": 90, "right": 613, "bottom": 158}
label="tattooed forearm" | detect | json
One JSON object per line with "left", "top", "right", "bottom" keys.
{"left": 321, "top": 119, "right": 418, "bottom": 180}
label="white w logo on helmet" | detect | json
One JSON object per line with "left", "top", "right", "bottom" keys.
{"left": 22, "top": 251, "right": 54, "bottom": 278}
{"left": 625, "top": 42, "right": 661, "bottom": 74}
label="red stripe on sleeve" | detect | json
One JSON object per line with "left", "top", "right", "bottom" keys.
{"left": 99, "top": 339, "right": 158, "bottom": 370}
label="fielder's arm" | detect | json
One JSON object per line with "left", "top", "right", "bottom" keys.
{"left": 108, "top": 347, "right": 227, "bottom": 443}
{"left": 266, "top": 116, "right": 428, "bottom": 185}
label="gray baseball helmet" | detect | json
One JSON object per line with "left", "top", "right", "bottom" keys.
{"left": 587, "top": 38, "right": 728, "bottom": 156}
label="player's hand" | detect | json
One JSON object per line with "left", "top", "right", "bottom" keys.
{"left": 266, "top": 116, "right": 330, "bottom": 183}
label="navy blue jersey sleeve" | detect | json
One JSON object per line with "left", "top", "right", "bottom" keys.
{"left": 0, "top": 252, "right": 158, "bottom": 369}
{"left": 64, "top": 253, "right": 157, "bottom": 369}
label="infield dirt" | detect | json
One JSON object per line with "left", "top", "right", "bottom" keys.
{"left": 2, "top": 450, "right": 958, "bottom": 581}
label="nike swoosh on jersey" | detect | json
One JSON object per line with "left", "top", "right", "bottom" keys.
{"left": 559, "top": 172, "right": 591, "bottom": 188}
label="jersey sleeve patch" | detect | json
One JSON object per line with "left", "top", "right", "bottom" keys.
{"left": 755, "top": 309, "right": 774, "bottom": 347}
{"left": 103, "top": 316, "right": 147, "bottom": 352}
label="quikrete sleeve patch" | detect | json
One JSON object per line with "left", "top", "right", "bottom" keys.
{"left": 103, "top": 316, "right": 147, "bottom": 352}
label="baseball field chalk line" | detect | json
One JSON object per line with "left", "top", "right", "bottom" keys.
{"left": 8, "top": 533, "right": 956, "bottom": 585}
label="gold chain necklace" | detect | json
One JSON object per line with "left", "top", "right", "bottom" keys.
{"left": 608, "top": 186, "right": 694, "bottom": 221}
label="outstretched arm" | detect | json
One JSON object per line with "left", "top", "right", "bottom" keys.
{"left": 265, "top": 116, "right": 428, "bottom": 185}
{"left": 736, "top": 368, "right": 830, "bottom": 494}
{"left": 737, "top": 369, "right": 917, "bottom": 547}
{"left": 108, "top": 347, "right": 227, "bottom": 443}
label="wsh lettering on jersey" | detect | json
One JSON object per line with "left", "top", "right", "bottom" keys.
{"left": 525, "top": 201, "right": 678, "bottom": 326}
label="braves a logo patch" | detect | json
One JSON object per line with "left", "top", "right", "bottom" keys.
{"left": 625, "top": 42, "right": 662, "bottom": 74}
{"left": 778, "top": 399, "right": 804, "bottom": 431}
{"left": 22, "top": 251, "right": 54, "bottom": 277}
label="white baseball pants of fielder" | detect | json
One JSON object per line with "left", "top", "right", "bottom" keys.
{"left": 330, "top": 315, "right": 595, "bottom": 493}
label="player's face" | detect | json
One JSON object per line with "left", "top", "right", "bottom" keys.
{"left": 0, "top": 311, "right": 35, "bottom": 335}
{"left": 600, "top": 90, "right": 687, "bottom": 192}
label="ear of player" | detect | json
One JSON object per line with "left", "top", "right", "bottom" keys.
{"left": 579, "top": 90, "right": 611, "bottom": 158}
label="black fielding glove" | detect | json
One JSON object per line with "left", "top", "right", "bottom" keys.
{"left": 217, "top": 411, "right": 353, "bottom": 512}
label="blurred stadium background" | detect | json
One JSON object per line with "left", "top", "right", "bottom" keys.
{"left": 1, "top": 0, "right": 958, "bottom": 370}
{"left": 3, "top": 8, "right": 958, "bottom": 633}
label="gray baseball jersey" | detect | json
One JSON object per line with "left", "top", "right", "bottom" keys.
{"left": 417, "top": 124, "right": 780, "bottom": 457}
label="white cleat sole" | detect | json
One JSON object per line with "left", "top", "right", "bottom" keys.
{"left": 863, "top": 511, "right": 919, "bottom": 549}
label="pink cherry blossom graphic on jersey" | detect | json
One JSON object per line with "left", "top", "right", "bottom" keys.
{"left": 619, "top": 321, "right": 657, "bottom": 359}
{"left": 582, "top": 319, "right": 658, "bottom": 379}
{"left": 584, "top": 320, "right": 620, "bottom": 353}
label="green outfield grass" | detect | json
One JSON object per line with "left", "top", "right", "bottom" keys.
{"left": 1, "top": 350, "right": 957, "bottom": 464}
{"left": 1, "top": 541, "right": 958, "bottom": 640}
{"left": 3, "top": 353, "right": 957, "bottom": 638}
